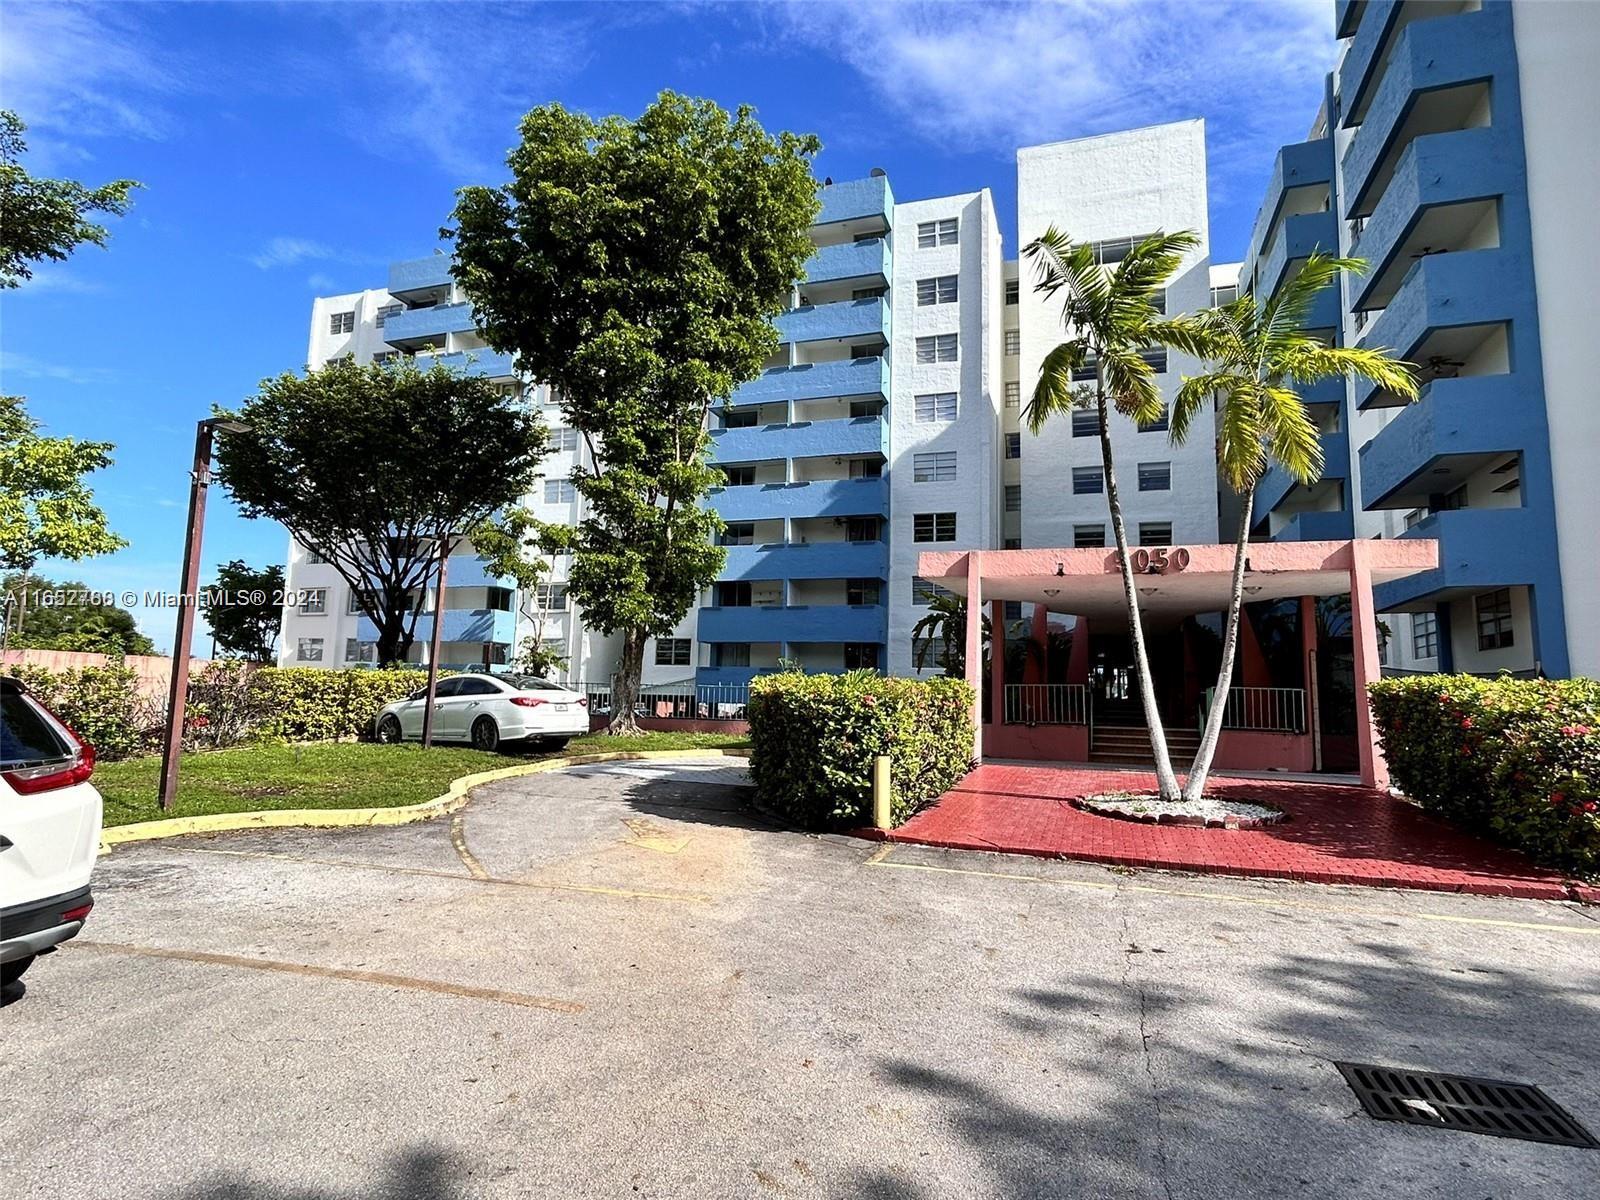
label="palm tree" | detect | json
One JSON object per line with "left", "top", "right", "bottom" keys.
{"left": 1170, "top": 253, "right": 1417, "bottom": 801}
{"left": 1023, "top": 228, "right": 1214, "bottom": 801}
{"left": 911, "top": 592, "right": 989, "bottom": 676}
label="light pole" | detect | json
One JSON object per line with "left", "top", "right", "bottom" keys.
{"left": 157, "top": 416, "right": 250, "bottom": 811}
{"left": 419, "top": 532, "right": 454, "bottom": 749}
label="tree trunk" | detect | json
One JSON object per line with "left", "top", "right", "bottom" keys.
{"left": 607, "top": 626, "right": 648, "bottom": 736}
{"left": 1182, "top": 487, "right": 1256, "bottom": 802}
{"left": 1097, "top": 381, "right": 1182, "bottom": 801}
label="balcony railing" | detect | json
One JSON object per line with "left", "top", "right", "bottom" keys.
{"left": 1201, "top": 686, "right": 1307, "bottom": 734}
{"left": 1003, "top": 684, "right": 1089, "bottom": 726}
{"left": 561, "top": 680, "right": 752, "bottom": 721}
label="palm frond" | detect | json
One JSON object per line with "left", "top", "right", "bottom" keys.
{"left": 1259, "top": 383, "right": 1324, "bottom": 484}
{"left": 1170, "top": 370, "right": 1237, "bottom": 447}
{"left": 1262, "top": 253, "right": 1362, "bottom": 349}
{"left": 1291, "top": 344, "right": 1419, "bottom": 401}
{"left": 1099, "top": 345, "right": 1164, "bottom": 425}
{"left": 1023, "top": 227, "right": 1108, "bottom": 322}
{"left": 1215, "top": 383, "right": 1268, "bottom": 493}
{"left": 1025, "top": 339, "right": 1092, "bottom": 435}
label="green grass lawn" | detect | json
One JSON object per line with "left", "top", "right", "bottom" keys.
{"left": 93, "top": 732, "right": 750, "bottom": 828}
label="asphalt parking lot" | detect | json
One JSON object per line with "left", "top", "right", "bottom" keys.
{"left": 5, "top": 757, "right": 1600, "bottom": 1199}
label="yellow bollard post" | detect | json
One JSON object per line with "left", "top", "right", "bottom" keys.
{"left": 873, "top": 754, "right": 893, "bottom": 830}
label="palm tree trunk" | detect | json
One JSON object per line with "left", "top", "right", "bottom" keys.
{"left": 1096, "top": 382, "right": 1181, "bottom": 801}
{"left": 1182, "top": 486, "right": 1255, "bottom": 801}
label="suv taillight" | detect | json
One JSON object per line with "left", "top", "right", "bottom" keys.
{"left": 2, "top": 740, "right": 96, "bottom": 794}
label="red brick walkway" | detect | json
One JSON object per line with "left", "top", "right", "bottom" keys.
{"left": 877, "top": 762, "right": 1594, "bottom": 902}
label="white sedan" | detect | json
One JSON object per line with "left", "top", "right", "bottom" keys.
{"left": 1, "top": 677, "right": 102, "bottom": 988}
{"left": 373, "top": 674, "right": 590, "bottom": 752}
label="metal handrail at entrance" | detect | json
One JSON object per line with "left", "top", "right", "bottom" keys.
{"left": 1202, "top": 686, "right": 1307, "bottom": 734}
{"left": 1003, "top": 683, "right": 1090, "bottom": 726}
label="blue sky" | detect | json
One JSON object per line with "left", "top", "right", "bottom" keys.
{"left": 1, "top": 0, "right": 1334, "bottom": 652}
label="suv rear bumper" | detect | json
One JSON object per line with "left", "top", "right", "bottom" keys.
{"left": 1, "top": 885, "right": 91, "bottom": 963}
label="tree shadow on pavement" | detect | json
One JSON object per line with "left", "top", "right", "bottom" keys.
{"left": 158, "top": 1146, "right": 467, "bottom": 1200}
{"left": 837, "top": 938, "right": 1600, "bottom": 1200}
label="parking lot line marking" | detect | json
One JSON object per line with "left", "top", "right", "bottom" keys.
{"left": 173, "top": 845, "right": 712, "bottom": 904}
{"left": 865, "top": 858, "right": 1600, "bottom": 936}
{"left": 72, "top": 941, "right": 585, "bottom": 1013}
{"left": 450, "top": 815, "right": 491, "bottom": 880}
{"left": 862, "top": 843, "right": 895, "bottom": 866}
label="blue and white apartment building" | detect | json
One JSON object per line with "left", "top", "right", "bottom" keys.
{"left": 278, "top": 0, "right": 1599, "bottom": 686}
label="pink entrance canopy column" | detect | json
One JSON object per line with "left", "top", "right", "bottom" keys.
{"left": 924, "top": 539, "right": 1440, "bottom": 789}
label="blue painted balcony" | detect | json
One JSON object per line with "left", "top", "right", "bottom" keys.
{"left": 1259, "top": 210, "right": 1339, "bottom": 303}
{"left": 710, "top": 416, "right": 886, "bottom": 464}
{"left": 1336, "top": 0, "right": 1367, "bottom": 40}
{"left": 416, "top": 348, "right": 516, "bottom": 379}
{"left": 1273, "top": 510, "right": 1355, "bottom": 542}
{"left": 1341, "top": 6, "right": 1508, "bottom": 217}
{"left": 1298, "top": 375, "right": 1346, "bottom": 411}
{"left": 1358, "top": 374, "right": 1530, "bottom": 510}
{"left": 387, "top": 255, "right": 453, "bottom": 302}
{"left": 1375, "top": 506, "right": 1547, "bottom": 611}
{"left": 719, "top": 540, "right": 889, "bottom": 582}
{"left": 776, "top": 296, "right": 890, "bottom": 347}
{"left": 357, "top": 607, "right": 515, "bottom": 645}
{"left": 728, "top": 357, "right": 888, "bottom": 409}
{"left": 1354, "top": 249, "right": 1519, "bottom": 409}
{"left": 710, "top": 477, "right": 889, "bottom": 522}
{"left": 805, "top": 238, "right": 891, "bottom": 288}
{"left": 697, "top": 603, "right": 887, "bottom": 645}
{"left": 1254, "top": 427, "right": 1350, "bottom": 522}
{"left": 383, "top": 302, "right": 476, "bottom": 350}
{"left": 816, "top": 175, "right": 893, "bottom": 230}
{"left": 1337, "top": 0, "right": 1400, "bottom": 128}
{"left": 1242, "top": 138, "right": 1334, "bottom": 274}
{"left": 443, "top": 555, "right": 517, "bottom": 589}
{"left": 1349, "top": 127, "right": 1517, "bottom": 310}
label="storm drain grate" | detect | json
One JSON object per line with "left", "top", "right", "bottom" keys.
{"left": 1335, "top": 1062, "right": 1597, "bottom": 1148}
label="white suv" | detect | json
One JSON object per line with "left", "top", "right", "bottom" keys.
{"left": 1, "top": 677, "right": 103, "bottom": 987}
{"left": 373, "top": 674, "right": 590, "bottom": 752}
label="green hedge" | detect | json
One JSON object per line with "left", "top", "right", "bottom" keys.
{"left": 245, "top": 667, "right": 439, "bottom": 743}
{"left": 1370, "top": 674, "right": 1600, "bottom": 877}
{"left": 5, "top": 661, "right": 157, "bottom": 761}
{"left": 747, "top": 670, "right": 974, "bottom": 829}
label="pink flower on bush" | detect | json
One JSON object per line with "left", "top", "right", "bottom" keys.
{"left": 1559, "top": 725, "right": 1592, "bottom": 737}
{"left": 1551, "top": 791, "right": 1566, "bottom": 806}
{"left": 1460, "top": 717, "right": 1474, "bottom": 730}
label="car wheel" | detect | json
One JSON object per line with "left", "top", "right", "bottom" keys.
{"left": 471, "top": 716, "right": 501, "bottom": 753}
{"left": 542, "top": 736, "right": 570, "bottom": 752}
{"left": 1, "top": 955, "right": 35, "bottom": 987}
{"left": 376, "top": 714, "right": 403, "bottom": 745}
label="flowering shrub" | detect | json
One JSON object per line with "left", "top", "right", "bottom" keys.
{"left": 1369, "top": 674, "right": 1600, "bottom": 877}
{"left": 747, "top": 670, "right": 974, "bottom": 829}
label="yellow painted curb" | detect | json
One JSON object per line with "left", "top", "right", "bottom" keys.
{"left": 99, "top": 748, "right": 752, "bottom": 853}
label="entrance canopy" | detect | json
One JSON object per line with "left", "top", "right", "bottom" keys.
{"left": 915, "top": 539, "right": 1439, "bottom": 623}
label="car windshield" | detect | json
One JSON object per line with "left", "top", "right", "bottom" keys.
{"left": 511, "top": 676, "right": 567, "bottom": 692}
{"left": 0, "top": 682, "right": 71, "bottom": 768}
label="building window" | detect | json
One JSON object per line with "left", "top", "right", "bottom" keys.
{"left": 1404, "top": 508, "right": 1427, "bottom": 530}
{"left": 917, "top": 218, "right": 959, "bottom": 248}
{"left": 721, "top": 465, "right": 756, "bottom": 487}
{"left": 719, "top": 522, "right": 755, "bottom": 546}
{"left": 1071, "top": 355, "right": 1099, "bottom": 383}
{"left": 372, "top": 351, "right": 400, "bottom": 366}
{"left": 1005, "top": 433, "right": 1021, "bottom": 460}
{"left": 846, "top": 517, "right": 881, "bottom": 542}
{"left": 1071, "top": 409, "right": 1098, "bottom": 438}
{"left": 1137, "top": 462, "right": 1171, "bottom": 491}
{"left": 1139, "top": 348, "right": 1169, "bottom": 374}
{"left": 849, "top": 458, "right": 882, "bottom": 478}
{"left": 1138, "top": 407, "right": 1170, "bottom": 433}
{"left": 1412, "top": 612, "right": 1439, "bottom": 659}
{"left": 655, "top": 638, "right": 692, "bottom": 667}
{"left": 844, "top": 643, "right": 881, "bottom": 670}
{"left": 1004, "top": 381, "right": 1020, "bottom": 407}
{"left": 344, "top": 638, "right": 378, "bottom": 664}
{"left": 1072, "top": 467, "right": 1103, "bottom": 495}
{"left": 374, "top": 303, "right": 403, "bottom": 328}
{"left": 534, "top": 583, "right": 568, "bottom": 612}
{"left": 914, "top": 392, "right": 958, "bottom": 422}
{"left": 910, "top": 635, "right": 940, "bottom": 669}
{"left": 299, "top": 588, "right": 327, "bottom": 615}
{"left": 1211, "top": 284, "right": 1238, "bottom": 305}
{"left": 296, "top": 637, "right": 325, "bottom": 662}
{"left": 916, "top": 275, "right": 959, "bottom": 306}
{"left": 1004, "top": 600, "right": 1023, "bottom": 620}
{"left": 1475, "top": 588, "right": 1515, "bottom": 651}
{"left": 915, "top": 334, "right": 959, "bottom": 364}
{"left": 1138, "top": 522, "right": 1173, "bottom": 546}
{"left": 846, "top": 578, "right": 881, "bottom": 605}
{"left": 1150, "top": 289, "right": 1167, "bottom": 316}
{"left": 1004, "top": 484, "right": 1021, "bottom": 513}
{"left": 347, "top": 588, "right": 376, "bottom": 615}
{"left": 544, "top": 478, "right": 577, "bottom": 504}
{"left": 911, "top": 576, "right": 953, "bottom": 604}
{"left": 913, "top": 512, "right": 957, "bottom": 542}
{"left": 1074, "top": 524, "right": 1106, "bottom": 548}
{"left": 1087, "top": 234, "right": 1155, "bottom": 265}
{"left": 913, "top": 451, "right": 957, "bottom": 482}
{"left": 551, "top": 427, "right": 580, "bottom": 452}
{"left": 1003, "top": 537, "right": 1022, "bottom": 550}
{"left": 305, "top": 548, "right": 327, "bottom": 565}
{"left": 329, "top": 311, "right": 354, "bottom": 335}
{"left": 722, "top": 409, "right": 759, "bottom": 429}
{"left": 1004, "top": 280, "right": 1019, "bottom": 305}
{"left": 715, "top": 581, "right": 752, "bottom": 607}
{"left": 1004, "top": 329, "right": 1020, "bottom": 356}
{"left": 712, "top": 643, "right": 750, "bottom": 668}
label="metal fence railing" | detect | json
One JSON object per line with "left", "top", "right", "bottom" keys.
{"left": 1202, "top": 686, "right": 1307, "bottom": 734}
{"left": 1003, "top": 683, "right": 1089, "bottom": 726}
{"left": 556, "top": 680, "right": 751, "bottom": 721}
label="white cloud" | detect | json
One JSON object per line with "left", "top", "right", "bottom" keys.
{"left": 781, "top": 0, "right": 1335, "bottom": 206}
{"left": 10, "top": 268, "right": 107, "bottom": 295}
{"left": 306, "top": 272, "right": 337, "bottom": 291}
{"left": 0, "top": 350, "right": 115, "bottom": 387}
{"left": 248, "top": 237, "right": 339, "bottom": 271}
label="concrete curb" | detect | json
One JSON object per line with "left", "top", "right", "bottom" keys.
{"left": 99, "top": 748, "right": 752, "bottom": 853}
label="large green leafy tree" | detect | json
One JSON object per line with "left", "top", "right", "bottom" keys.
{"left": 0, "top": 110, "right": 139, "bottom": 288}
{"left": 468, "top": 507, "right": 567, "bottom": 677}
{"left": 447, "top": 92, "right": 821, "bottom": 733}
{"left": 201, "top": 559, "right": 285, "bottom": 661}
{"left": 1023, "top": 229, "right": 1213, "bottom": 801}
{"left": 1171, "top": 254, "right": 1417, "bottom": 799}
{"left": 1, "top": 572, "right": 153, "bottom": 655}
{"left": 215, "top": 359, "right": 549, "bottom": 666}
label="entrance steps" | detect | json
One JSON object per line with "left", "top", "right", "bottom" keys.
{"left": 1090, "top": 722, "right": 1201, "bottom": 766}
